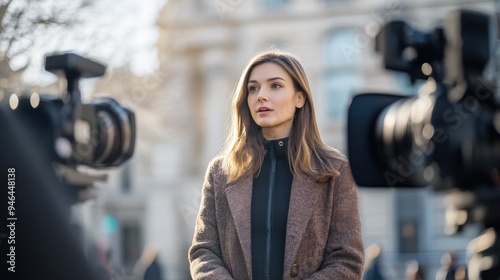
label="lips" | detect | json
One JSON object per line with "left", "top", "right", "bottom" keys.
{"left": 257, "top": 106, "right": 272, "bottom": 112}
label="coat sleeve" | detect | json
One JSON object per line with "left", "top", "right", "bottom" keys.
{"left": 306, "top": 160, "right": 365, "bottom": 280}
{"left": 188, "top": 159, "right": 234, "bottom": 280}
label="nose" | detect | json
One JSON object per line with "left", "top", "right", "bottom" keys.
{"left": 257, "top": 88, "right": 268, "bottom": 102}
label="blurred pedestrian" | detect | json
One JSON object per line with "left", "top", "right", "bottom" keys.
{"left": 435, "top": 252, "right": 458, "bottom": 280}
{"left": 363, "top": 243, "right": 385, "bottom": 280}
{"left": 454, "top": 265, "right": 468, "bottom": 280}
{"left": 133, "top": 245, "right": 164, "bottom": 280}
{"left": 188, "top": 49, "right": 365, "bottom": 279}
{"left": 143, "top": 255, "right": 163, "bottom": 280}
{"left": 406, "top": 260, "right": 425, "bottom": 280}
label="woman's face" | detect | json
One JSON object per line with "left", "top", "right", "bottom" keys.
{"left": 247, "top": 62, "right": 304, "bottom": 140}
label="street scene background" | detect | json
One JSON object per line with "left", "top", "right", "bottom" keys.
{"left": 1, "top": 0, "right": 497, "bottom": 279}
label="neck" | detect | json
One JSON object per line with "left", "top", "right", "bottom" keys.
{"left": 261, "top": 130, "right": 290, "bottom": 141}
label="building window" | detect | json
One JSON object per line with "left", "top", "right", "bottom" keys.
{"left": 399, "top": 220, "right": 419, "bottom": 253}
{"left": 268, "top": 41, "right": 287, "bottom": 51}
{"left": 263, "top": 0, "right": 289, "bottom": 8}
{"left": 325, "top": 0, "right": 349, "bottom": 3}
{"left": 324, "top": 27, "right": 362, "bottom": 122}
{"left": 121, "top": 224, "right": 141, "bottom": 270}
{"left": 395, "top": 189, "right": 424, "bottom": 255}
{"left": 325, "top": 73, "right": 359, "bottom": 120}
{"left": 121, "top": 161, "right": 132, "bottom": 193}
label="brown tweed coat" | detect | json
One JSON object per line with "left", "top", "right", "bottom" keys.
{"left": 188, "top": 154, "right": 364, "bottom": 280}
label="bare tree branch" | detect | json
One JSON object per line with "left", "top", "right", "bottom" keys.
{"left": 0, "top": 2, "right": 14, "bottom": 35}
{"left": 0, "top": 0, "right": 92, "bottom": 81}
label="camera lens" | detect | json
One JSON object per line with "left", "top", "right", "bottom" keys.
{"left": 374, "top": 94, "right": 434, "bottom": 187}
{"left": 91, "top": 98, "right": 136, "bottom": 167}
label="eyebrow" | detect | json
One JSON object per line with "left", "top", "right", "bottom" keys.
{"left": 247, "top": 77, "right": 286, "bottom": 84}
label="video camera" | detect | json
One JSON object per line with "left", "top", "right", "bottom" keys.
{"left": 18, "top": 53, "right": 135, "bottom": 168}
{"left": 2, "top": 53, "right": 136, "bottom": 199}
{"left": 45, "top": 53, "right": 135, "bottom": 169}
{"left": 0, "top": 53, "right": 135, "bottom": 280}
{"left": 348, "top": 9, "right": 499, "bottom": 190}
{"left": 347, "top": 9, "right": 500, "bottom": 280}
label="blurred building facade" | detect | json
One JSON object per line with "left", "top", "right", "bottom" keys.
{"left": 92, "top": 0, "right": 495, "bottom": 279}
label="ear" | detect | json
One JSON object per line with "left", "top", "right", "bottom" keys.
{"left": 295, "top": 91, "right": 305, "bottom": 109}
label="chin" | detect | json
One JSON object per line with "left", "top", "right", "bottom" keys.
{"left": 255, "top": 122, "right": 274, "bottom": 128}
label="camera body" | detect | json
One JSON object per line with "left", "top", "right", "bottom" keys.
{"left": 1, "top": 53, "right": 136, "bottom": 199}
{"left": 44, "top": 53, "right": 136, "bottom": 169}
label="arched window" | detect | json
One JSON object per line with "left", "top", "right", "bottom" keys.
{"left": 263, "top": 0, "right": 289, "bottom": 9}
{"left": 324, "top": 28, "right": 362, "bottom": 122}
{"left": 325, "top": 0, "right": 350, "bottom": 3}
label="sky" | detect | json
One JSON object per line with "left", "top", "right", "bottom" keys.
{"left": 19, "top": 0, "right": 166, "bottom": 86}
{"left": 101, "top": 0, "right": 167, "bottom": 75}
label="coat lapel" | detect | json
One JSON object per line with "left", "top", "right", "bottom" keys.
{"left": 225, "top": 176, "right": 253, "bottom": 279}
{"left": 283, "top": 175, "right": 322, "bottom": 275}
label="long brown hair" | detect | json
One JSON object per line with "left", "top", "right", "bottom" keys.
{"left": 221, "top": 49, "right": 345, "bottom": 183}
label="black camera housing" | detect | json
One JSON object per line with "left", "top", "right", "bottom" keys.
{"left": 348, "top": 9, "right": 500, "bottom": 190}
{"left": 1, "top": 52, "right": 137, "bottom": 199}
{"left": 44, "top": 53, "right": 136, "bottom": 168}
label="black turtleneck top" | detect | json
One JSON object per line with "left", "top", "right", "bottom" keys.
{"left": 251, "top": 137, "right": 293, "bottom": 280}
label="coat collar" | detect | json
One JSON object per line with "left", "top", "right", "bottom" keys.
{"left": 224, "top": 173, "right": 323, "bottom": 279}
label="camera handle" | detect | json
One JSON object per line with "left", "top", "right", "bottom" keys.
{"left": 45, "top": 52, "right": 105, "bottom": 99}
{"left": 42, "top": 53, "right": 107, "bottom": 161}
{"left": 45, "top": 52, "right": 106, "bottom": 134}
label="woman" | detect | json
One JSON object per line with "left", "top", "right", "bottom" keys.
{"left": 189, "top": 49, "right": 364, "bottom": 279}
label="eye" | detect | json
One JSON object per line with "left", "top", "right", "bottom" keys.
{"left": 248, "top": 85, "right": 258, "bottom": 93}
{"left": 271, "top": 83, "right": 282, "bottom": 89}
